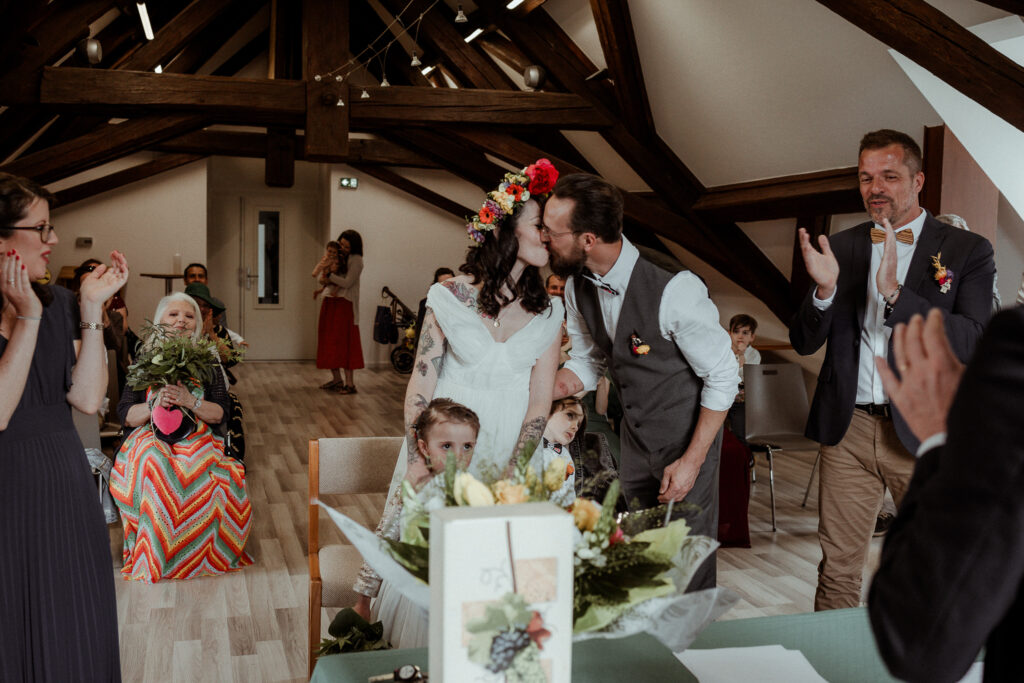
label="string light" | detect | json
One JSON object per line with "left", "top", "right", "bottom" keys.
{"left": 455, "top": 4, "right": 468, "bottom": 23}
{"left": 361, "top": 89, "right": 371, "bottom": 99}
{"left": 410, "top": 51, "right": 421, "bottom": 67}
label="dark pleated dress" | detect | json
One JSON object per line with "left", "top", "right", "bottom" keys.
{"left": 0, "top": 285, "right": 121, "bottom": 682}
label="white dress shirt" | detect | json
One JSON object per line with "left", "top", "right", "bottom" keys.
{"left": 563, "top": 236, "right": 738, "bottom": 412}
{"left": 813, "top": 209, "right": 926, "bottom": 405}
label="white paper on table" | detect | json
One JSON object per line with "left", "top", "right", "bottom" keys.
{"left": 675, "top": 645, "right": 828, "bottom": 683}
{"left": 315, "top": 499, "right": 431, "bottom": 612}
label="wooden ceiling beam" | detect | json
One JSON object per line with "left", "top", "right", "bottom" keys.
{"left": 351, "top": 164, "right": 472, "bottom": 219}
{"left": 385, "top": 129, "right": 507, "bottom": 191}
{"left": 113, "top": 0, "right": 237, "bottom": 71}
{"left": 36, "top": 68, "right": 608, "bottom": 128}
{"left": 692, "top": 167, "right": 862, "bottom": 222}
{"left": 171, "top": 1, "right": 269, "bottom": 75}
{"left": 0, "top": 114, "right": 209, "bottom": 185}
{"left": 350, "top": 85, "right": 609, "bottom": 128}
{"left": 816, "top": 0, "right": 1024, "bottom": 134}
{"left": 52, "top": 153, "right": 205, "bottom": 206}
{"left": 151, "top": 130, "right": 439, "bottom": 167}
{"left": 303, "top": 0, "right": 349, "bottom": 161}
{"left": 973, "top": 1, "right": 1024, "bottom": 15}
{"left": 588, "top": 0, "right": 655, "bottom": 139}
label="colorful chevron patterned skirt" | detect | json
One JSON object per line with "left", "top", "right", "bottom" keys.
{"left": 110, "top": 417, "right": 253, "bottom": 582}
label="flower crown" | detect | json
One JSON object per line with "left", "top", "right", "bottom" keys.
{"left": 466, "top": 158, "right": 559, "bottom": 243}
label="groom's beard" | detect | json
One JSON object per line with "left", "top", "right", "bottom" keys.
{"left": 548, "top": 242, "right": 586, "bottom": 278}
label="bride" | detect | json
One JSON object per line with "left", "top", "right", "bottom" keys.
{"left": 352, "top": 160, "right": 565, "bottom": 647}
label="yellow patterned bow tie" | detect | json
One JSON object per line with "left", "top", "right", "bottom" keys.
{"left": 870, "top": 227, "right": 914, "bottom": 245}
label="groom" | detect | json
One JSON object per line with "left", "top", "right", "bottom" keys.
{"left": 544, "top": 173, "right": 738, "bottom": 591}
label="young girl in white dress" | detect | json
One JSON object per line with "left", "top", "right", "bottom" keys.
{"left": 352, "top": 160, "right": 565, "bottom": 648}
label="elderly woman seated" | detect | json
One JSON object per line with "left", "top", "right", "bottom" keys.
{"left": 109, "top": 292, "right": 253, "bottom": 582}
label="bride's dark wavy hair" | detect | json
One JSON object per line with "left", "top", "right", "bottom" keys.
{"left": 460, "top": 199, "right": 549, "bottom": 318}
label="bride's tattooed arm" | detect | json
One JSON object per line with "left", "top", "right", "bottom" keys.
{"left": 404, "top": 306, "right": 447, "bottom": 485}
{"left": 506, "top": 330, "right": 562, "bottom": 474}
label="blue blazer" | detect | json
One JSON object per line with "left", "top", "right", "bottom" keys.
{"left": 789, "top": 212, "right": 995, "bottom": 453}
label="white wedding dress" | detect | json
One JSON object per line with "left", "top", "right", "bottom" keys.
{"left": 368, "top": 282, "right": 564, "bottom": 648}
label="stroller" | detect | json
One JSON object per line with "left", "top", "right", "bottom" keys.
{"left": 376, "top": 286, "right": 418, "bottom": 374}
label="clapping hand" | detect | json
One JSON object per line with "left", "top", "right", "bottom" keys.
{"left": 875, "top": 309, "right": 964, "bottom": 443}
{"left": 797, "top": 228, "right": 839, "bottom": 299}
{"left": 79, "top": 251, "right": 129, "bottom": 306}
{"left": 0, "top": 249, "right": 42, "bottom": 318}
{"left": 875, "top": 218, "right": 900, "bottom": 299}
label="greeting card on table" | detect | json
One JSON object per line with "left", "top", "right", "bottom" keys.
{"left": 429, "top": 502, "right": 574, "bottom": 683}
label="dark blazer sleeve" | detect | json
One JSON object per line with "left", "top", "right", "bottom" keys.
{"left": 789, "top": 285, "right": 835, "bottom": 355}
{"left": 868, "top": 308, "right": 1024, "bottom": 683}
{"left": 885, "top": 228, "right": 994, "bottom": 361}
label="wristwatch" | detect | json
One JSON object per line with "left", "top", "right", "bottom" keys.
{"left": 884, "top": 283, "right": 903, "bottom": 304}
{"left": 394, "top": 664, "right": 422, "bottom": 681}
{"left": 193, "top": 397, "right": 203, "bottom": 411}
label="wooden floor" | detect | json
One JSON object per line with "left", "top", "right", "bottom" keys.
{"left": 108, "top": 362, "right": 882, "bottom": 682}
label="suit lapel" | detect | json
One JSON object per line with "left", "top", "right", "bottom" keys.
{"left": 905, "top": 216, "right": 945, "bottom": 294}
{"left": 851, "top": 223, "right": 871, "bottom": 325}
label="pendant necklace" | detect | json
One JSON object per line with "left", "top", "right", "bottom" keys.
{"left": 482, "top": 303, "right": 514, "bottom": 328}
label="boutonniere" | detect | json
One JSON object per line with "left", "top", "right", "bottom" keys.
{"left": 930, "top": 252, "right": 953, "bottom": 294}
{"left": 629, "top": 332, "right": 650, "bottom": 356}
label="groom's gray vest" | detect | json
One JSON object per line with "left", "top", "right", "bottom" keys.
{"left": 575, "top": 257, "right": 703, "bottom": 453}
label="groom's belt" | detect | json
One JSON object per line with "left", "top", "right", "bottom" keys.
{"left": 855, "top": 403, "right": 891, "bottom": 419}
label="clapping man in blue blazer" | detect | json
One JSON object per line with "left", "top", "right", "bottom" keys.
{"left": 790, "top": 129, "right": 995, "bottom": 611}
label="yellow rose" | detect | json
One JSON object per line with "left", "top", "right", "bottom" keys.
{"left": 492, "top": 480, "right": 529, "bottom": 504}
{"left": 572, "top": 499, "right": 601, "bottom": 531}
{"left": 454, "top": 472, "right": 495, "bottom": 507}
{"left": 544, "top": 457, "right": 570, "bottom": 492}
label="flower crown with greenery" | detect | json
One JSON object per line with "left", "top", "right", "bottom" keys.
{"left": 465, "top": 158, "right": 559, "bottom": 243}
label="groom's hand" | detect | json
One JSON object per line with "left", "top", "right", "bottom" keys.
{"left": 798, "top": 228, "right": 839, "bottom": 300}
{"left": 659, "top": 455, "right": 700, "bottom": 503}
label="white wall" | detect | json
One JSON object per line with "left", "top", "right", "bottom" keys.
{"left": 49, "top": 157, "right": 208, "bottom": 332}
{"left": 327, "top": 165, "right": 483, "bottom": 368}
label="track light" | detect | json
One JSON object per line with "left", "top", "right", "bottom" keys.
{"left": 454, "top": 4, "right": 468, "bottom": 23}
{"left": 136, "top": 3, "right": 154, "bottom": 41}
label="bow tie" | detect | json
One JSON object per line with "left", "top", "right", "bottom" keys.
{"left": 870, "top": 227, "right": 914, "bottom": 245}
{"left": 583, "top": 271, "right": 619, "bottom": 296}
{"left": 543, "top": 438, "right": 563, "bottom": 454}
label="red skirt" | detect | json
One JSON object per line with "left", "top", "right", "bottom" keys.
{"left": 317, "top": 296, "right": 365, "bottom": 370}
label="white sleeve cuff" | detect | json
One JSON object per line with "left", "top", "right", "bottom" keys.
{"left": 915, "top": 432, "right": 947, "bottom": 458}
{"left": 812, "top": 288, "right": 836, "bottom": 311}
{"left": 562, "top": 358, "right": 599, "bottom": 392}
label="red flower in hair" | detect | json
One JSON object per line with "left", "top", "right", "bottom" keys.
{"left": 525, "top": 158, "right": 558, "bottom": 195}
{"left": 478, "top": 205, "right": 497, "bottom": 224}
{"left": 506, "top": 183, "right": 526, "bottom": 201}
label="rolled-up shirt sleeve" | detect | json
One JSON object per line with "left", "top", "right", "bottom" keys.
{"left": 660, "top": 273, "right": 738, "bottom": 411}
{"left": 562, "top": 278, "right": 606, "bottom": 392}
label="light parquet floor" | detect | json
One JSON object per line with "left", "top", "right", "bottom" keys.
{"left": 109, "top": 362, "right": 882, "bottom": 682}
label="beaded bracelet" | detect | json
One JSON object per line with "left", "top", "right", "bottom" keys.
{"left": 79, "top": 321, "right": 104, "bottom": 330}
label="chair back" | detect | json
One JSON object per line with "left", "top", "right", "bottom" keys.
{"left": 313, "top": 436, "right": 403, "bottom": 497}
{"left": 744, "top": 363, "right": 811, "bottom": 443}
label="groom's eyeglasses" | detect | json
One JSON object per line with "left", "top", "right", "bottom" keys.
{"left": 539, "top": 224, "right": 574, "bottom": 238}
{"left": 4, "top": 223, "right": 56, "bottom": 242}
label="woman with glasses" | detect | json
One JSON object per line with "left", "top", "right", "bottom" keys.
{"left": 0, "top": 172, "right": 128, "bottom": 682}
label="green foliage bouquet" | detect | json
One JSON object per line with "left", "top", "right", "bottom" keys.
{"left": 126, "top": 322, "right": 243, "bottom": 391}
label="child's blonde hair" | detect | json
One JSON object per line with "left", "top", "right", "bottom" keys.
{"left": 414, "top": 398, "right": 480, "bottom": 442}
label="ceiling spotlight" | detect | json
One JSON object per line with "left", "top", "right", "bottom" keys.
{"left": 410, "top": 51, "right": 421, "bottom": 68}
{"left": 454, "top": 4, "right": 468, "bottom": 23}
{"left": 361, "top": 89, "right": 371, "bottom": 99}
{"left": 464, "top": 28, "right": 483, "bottom": 43}
{"left": 380, "top": 76, "right": 390, "bottom": 87}
{"left": 136, "top": 2, "right": 154, "bottom": 41}
{"left": 75, "top": 38, "right": 103, "bottom": 66}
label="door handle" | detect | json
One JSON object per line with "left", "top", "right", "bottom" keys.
{"left": 241, "top": 267, "right": 259, "bottom": 291}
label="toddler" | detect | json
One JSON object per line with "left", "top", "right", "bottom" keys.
{"left": 413, "top": 398, "right": 480, "bottom": 477}
{"left": 532, "top": 397, "right": 583, "bottom": 506}
{"left": 312, "top": 241, "right": 341, "bottom": 299}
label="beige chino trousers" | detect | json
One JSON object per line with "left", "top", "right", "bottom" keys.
{"left": 814, "top": 409, "right": 916, "bottom": 611}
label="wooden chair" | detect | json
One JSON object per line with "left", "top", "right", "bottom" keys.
{"left": 744, "top": 363, "right": 819, "bottom": 532}
{"left": 308, "top": 436, "right": 402, "bottom": 678}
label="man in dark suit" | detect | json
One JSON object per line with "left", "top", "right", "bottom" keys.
{"left": 790, "top": 129, "right": 994, "bottom": 610}
{"left": 868, "top": 308, "right": 1024, "bottom": 683}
